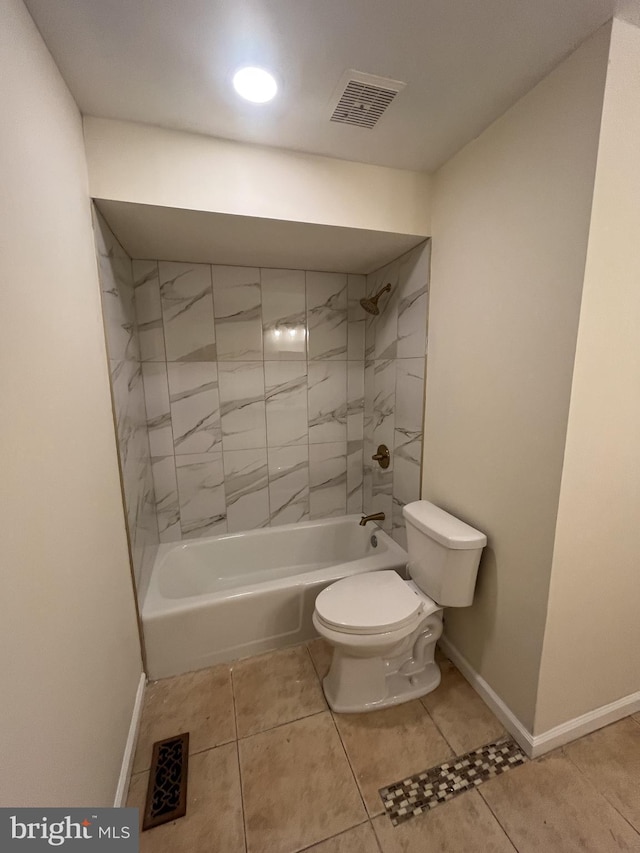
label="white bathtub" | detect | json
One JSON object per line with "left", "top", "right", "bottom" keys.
{"left": 142, "top": 515, "right": 408, "bottom": 679}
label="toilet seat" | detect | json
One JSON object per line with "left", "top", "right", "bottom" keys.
{"left": 315, "top": 570, "right": 429, "bottom": 635}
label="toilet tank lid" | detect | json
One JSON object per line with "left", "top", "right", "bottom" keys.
{"left": 403, "top": 501, "right": 487, "bottom": 550}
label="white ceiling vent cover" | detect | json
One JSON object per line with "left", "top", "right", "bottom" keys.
{"left": 329, "top": 70, "right": 406, "bottom": 129}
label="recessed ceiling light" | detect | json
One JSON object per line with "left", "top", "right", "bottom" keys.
{"left": 232, "top": 67, "right": 278, "bottom": 103}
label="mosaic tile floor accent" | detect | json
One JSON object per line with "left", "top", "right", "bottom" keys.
{"left": 379, "top": 736, "right": 527, "bottom": 826}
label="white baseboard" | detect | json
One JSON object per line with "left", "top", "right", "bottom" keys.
{"left": 114, "top": 672, "right": 147, "bottom": 807}
{"left": 438, "top": 636, "right": 640, "bottom": 759}
{"left": 438, "top": 635, "right": 536, "bottom": 756}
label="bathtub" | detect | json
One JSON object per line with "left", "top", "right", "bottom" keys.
{"left": 142, "top": 515, "right": 408, "bottom": 679}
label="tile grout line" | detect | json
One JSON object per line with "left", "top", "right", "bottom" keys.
{"left": 229, "top": 667, "right": 249, "bottom": 853}
{"left": 476, "top": 784, "right": 523, "bottom": 853}
{"left": 293, "top": 820, "right": 377, "bottom": 853}
{"left": 328, "top": 708, "right": 377, "bottom": 819}
{"left": 561, "top": 746, "right": 640, "bottom": 840}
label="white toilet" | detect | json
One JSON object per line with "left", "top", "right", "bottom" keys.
{"left": 312, "top": 501, "right": 487, "bottom": 713}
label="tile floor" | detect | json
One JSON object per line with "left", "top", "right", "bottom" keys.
{"left": 128, "top": 642, "right": 640, "bottom": 853}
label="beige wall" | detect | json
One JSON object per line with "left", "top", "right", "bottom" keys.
{"left": 0, "top": 0, "right": 142, "bottom": 805}
{"left": 535, "top": 17, "right": 640, "bottom": 733}
{"left": 423, "top": 26, "right": 610, "bottom": 730}
{"left": 83, "top": 117, "right": 431, "bottom": 236}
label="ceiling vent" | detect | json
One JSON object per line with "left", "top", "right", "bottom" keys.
{"left": 329, "top": 70, "right": 406, "bottom": 129}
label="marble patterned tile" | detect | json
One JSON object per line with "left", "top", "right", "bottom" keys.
{"left": 132, "top": 664, "right": 235, "bottom": 774}
{"left": 159, "top": 261, "right": 216, "bottom": 362}
{"left": 167, "top": 361, "right": 221, "bottom": 454}
{"left": 307, "top": 271, "right": 348, "bottom": 360}
{"left": 232, "top": 645, "right": 326, "bottom": 737}
{"left": 176, "top": 452, "right": 227, "bottom": 538}
{"left": 268, "top": 446, "right": 309, "bottom": 525}
{"left": 370, "top": 468, "right": 393, "bottom": 532}
{"left": 347, "top": 274, "right": 366, "bottom": 361}
{"left": 212, "top": 265, "right": 263, "bottom": 360}
{"left": 369, "top": 260, "right": 399, "bottom": 361}
{"left": 309, "top": 442, "right": 347, "bottom": 519}
{"left": 347, "top": 440, "right": 364, "bottom": 514}
{"left": 420, "top": 665, "right": 505, "bottom": 755}
{"left": 347, "top": 361, "right": 365, "bottom": 442}
{"left": 95, "top": 210, "right": 138, "bottom": 365}
{"left": 239, "top": 712, "right": 366, "bottom": 853}
{"left": 151, "top": 455, "right": 181, "bottom": 542}
{"left": 479, "top": 751, "right": 640, "bottom": 852}
{"left": 223, "top": 448, "right": 269, "bottom": 532}
{"left": 261, "top": 268, "right": 307, "bottom": 360}
{"left": 218, "top": 361, "right": 267, "bottom": 450}
{"left": 397, "top": 242, "right": 430, "bottom": 359}
{"left": 308, "top": 361, "right": 348, "bottom": 444}
{"left": 141, "top": 362, "right": 174, "bottom": 456}
{"left": 395, "top": 358, "right": 425, "bottom": 435}
{"left": 333, "top": 700, "right": 453, "bottom": 816}
{"left": 372, "top": 360, "right": 396, "bottom": 461}
{"left": 393, "top": 454, "right": 421, "bottom": 507}
{"left": 133, "top": 259, "right": 165, "bottom": 362}
{"left": 127, "top": 744, "right": 244, "bottom": 853}
{"left": 372, "top": 790, "right": 517, "bottom": 853}
{"left": 110, "top": 358, "right": 140, "bottom": 468}
{"left": 265, "top": 361, "right": 308, "bottom": 447}
{"left": 391, "top": 497, "right": 408, "bottom": 550}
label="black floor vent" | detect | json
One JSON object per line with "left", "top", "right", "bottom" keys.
{"left": 143, "top": 732, "right": 189, "bottom": 831}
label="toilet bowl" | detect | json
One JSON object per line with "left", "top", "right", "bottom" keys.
{"left": 313, "top": 501, "right": 486, "bottom": 713}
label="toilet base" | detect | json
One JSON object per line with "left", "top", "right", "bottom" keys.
{"left": 322, "top": 629, "right": 443, "bottom": 714}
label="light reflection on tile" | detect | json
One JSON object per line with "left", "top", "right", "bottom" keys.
{"left": 262, "top": 268, "right": 307, "bottom": 360}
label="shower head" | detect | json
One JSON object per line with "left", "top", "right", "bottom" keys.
{"left": 360, "top": 283, "right": 392, "bottom": 316}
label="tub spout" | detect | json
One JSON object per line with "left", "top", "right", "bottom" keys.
{"left": 359, "top": 512, "right": 385, "bottom": 526}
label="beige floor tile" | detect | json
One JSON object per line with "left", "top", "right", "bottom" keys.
{"left": 420, "top": 664, "right": 504, "bottom": 754}
{"left": 133, "top": 665, "right": 235, "bottom": 773}
{"left": 239, "top": 712, "right": 366, "bottom": 853}
{"left": 304, "top": 822, "right": 381, "bottom": 852}
{"left": 333, "top": 700, "right": 453, "bottom": 817}
{"left": 563, "top": 717, "right": 640, "bottom": 831}
{"left": 127, "top": 743, "right": 245, "bottom": 853}
{"left": 233, "top": 645, "right": 327, "bottom": 737}
{"left": 308, "top": 637, "right": 334, "bottom": 681}
{"left": 633, "top": 713, "right": 640, "bottom": 725}
{"left": 434, "top": 645, "right": 454, "bottom": 670}
{"left": 479, "top": 751, "right": 640, "bottom": 852}
{"left": 372, "top": 790, "right": 516, "bottom": 852}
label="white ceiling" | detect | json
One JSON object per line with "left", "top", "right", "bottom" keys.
{"left": 96, "top": 200, "right": 426, "bottom": 274}
{"left": 24, "top": 0, "right": 617, "bottom": 172}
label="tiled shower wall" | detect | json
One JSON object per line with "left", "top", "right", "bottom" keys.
{"left": 133, "top": 260, "right": 371, "bottom": 540}
{"left": 95, "top": 207, "right": 429, "bottom": 551}
{"left": 363, "top": 242, "right": 431, "bottom": 547}
{"left": 93, "top": 210, "right": 159, "bottom": 598}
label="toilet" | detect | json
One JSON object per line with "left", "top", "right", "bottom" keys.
{"left": 312, "top": 501, "right": 487, "bottom": 713}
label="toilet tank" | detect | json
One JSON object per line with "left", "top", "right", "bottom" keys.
{"left": 402, "top": 501, "right": 487, "bottom": 607}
